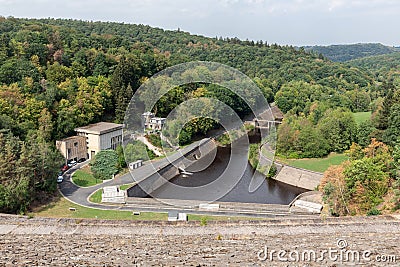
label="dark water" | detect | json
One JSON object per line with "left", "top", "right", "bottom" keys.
{"left": 151, "top": 139, "right": 307, "bottom": 205}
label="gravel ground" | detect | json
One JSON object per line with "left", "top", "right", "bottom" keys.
{"left": 0, "top": 215, "right": 399, "bottom": 266}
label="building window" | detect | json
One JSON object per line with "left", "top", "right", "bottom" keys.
{"left": 111, "top": 135, "right": 122, "bottom": 150}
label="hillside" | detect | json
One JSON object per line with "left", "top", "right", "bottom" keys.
{"left": 0, "top": 18, "right": 374, "bottom": 88}
{"left": 305, "top": 43, "right": 399, "bottom": 62}
{"left": 347, "top": 52, "right": 400, "bottom": 77}
{"left": 0, "top": 17, "right": 382, "bottom": 214}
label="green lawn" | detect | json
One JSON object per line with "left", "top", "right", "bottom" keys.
{"left": 72, "top": 168, "right": 103, "bottom": 187}
{"left": 31, "top": 194, "right": 260, "bottom": 221}
{"left": 31, "top": 196, "right": 168, "bottom": 220}
{"left": 284, "top": 153, "right": 349, "bottom": 173}
{"left": 89, "top": 189, "right": 102, "bottom": 203}
{"left": 353, "top": 111, "right": 372, "bottom": 125}
{"left": 120, "top": 183, "right": 134, "bottom": 190}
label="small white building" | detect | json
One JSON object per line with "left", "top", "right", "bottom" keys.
{"left": 167, "top": 211, "right": 188, "bottom": 221}
{"left": 142, "top": 112, "right": 166, "bottom": 131}
{"left": 129, "top": 160, "right": 143, "bottom": 170}
{"left": 75, "top": 122, "right": 123, "bottom": 160}
{"left": 101, "top": 186, "right": 126, "bottom": 204}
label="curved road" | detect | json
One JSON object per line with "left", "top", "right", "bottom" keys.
{"left": 59, "top": 139, "right": 211, "bottom": 209}
{"left": 59, "top": 158, "right": 174, "bottom": 210}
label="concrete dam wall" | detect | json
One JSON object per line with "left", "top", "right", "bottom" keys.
{"left": 127, "top": 139, "right": 216, "bottom": 198}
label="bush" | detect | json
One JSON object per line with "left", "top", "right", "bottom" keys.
{"left": 266, "top": 164, "right": 277, "bottom": 179}
{"left": 367, "top": 207, "right": 381, "bottom": 216}
{"left": 146, "top": 134, "right": 162, "bottom": 148}
{"left": 90, "top": 150, "right": 119, "bottom": 180}
{"left": 200, "top": 217, "right": 208, "bottom": 226}
{"left": 178, "top": 130, "right": 191, "bottom": 146}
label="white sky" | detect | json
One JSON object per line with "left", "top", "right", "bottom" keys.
{"left": 0, "top": 0, "right": 399, "bottom": 46}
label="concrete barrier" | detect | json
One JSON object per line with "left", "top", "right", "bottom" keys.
{"left": 273, "top": 165, "right": 323, "bottom": 190}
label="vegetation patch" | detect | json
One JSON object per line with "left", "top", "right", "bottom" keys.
{"left": 353, "top": 111, "right": 372, "bottom": 125}
{"left": 146, "top": 134, "right": 162, "bottom": 148}
{"left": 88, "top": 189, "right": 102, "bottom": 203}
{"left": 284, "top": 153, "right": 349, "bottom": 173}
{"left": 31, "top": 194, "right": 261, "bottom": 221}
{"left": 72, "top": 168, "right": 103, "bottom": 187}
{"left": 120, "top": 183, "right": 135, "bottom": 190}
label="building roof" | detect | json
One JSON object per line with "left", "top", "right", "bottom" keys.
{"left": 270, "top": 104, "right": 284, "bottom": 121}
{"left": 57, "top": 135, "right": 86, "bottom": 143}
{"left": 75, "top": 122, "right": 123, "bottom": 135}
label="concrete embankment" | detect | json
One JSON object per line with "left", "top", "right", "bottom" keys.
{"left": 272, "top": 162, "right": 323, "bottom": 191}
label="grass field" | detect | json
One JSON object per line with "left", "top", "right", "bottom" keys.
{"left": 284, "top": 153, "right": 349, "bottom": 173}
{"left": 72, "top": 166, "right": 103, "bottom": 187}
{"left": 30, "top": 195, "right": 258, "bottom": 221}
{"left": 353, "top": 111, "right": 372, "bottom": 125}
{"left": 120, "top": 183, "right": 135, "bottom": 190}
{"left": 89, "top": 189, "right": 102, "bottom": 203}
{"left": 31, "top": 196, "right": 168, "bottom": 220}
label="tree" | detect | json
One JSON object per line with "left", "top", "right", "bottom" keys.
{"left": 0, "top": 132, "right": 62, "bottom": 214}
{"left": 383, "top": 103, "right": 400, "bottom": 146}
{"left": 294, "top": 119, "right": 329, "bottom": 158}
{"left": 318, "top": 109, "right": 357, "bottom": 152}
{"left": 275, "top": 81, "right": 323, "bottom": 114}
{"left": 345, "top": 89, "right": 371, "bottom": 112}
{"left": 276, "top": 119, "right": 295, "bottom": 156}
{"left": 320, "top": 164, "right": 350, "bottom": 216}
{"left": 392, "top": 141, "right": 400, "bottom": 210}
{"left": 45, "top": 62, "right": 73, "bottom": 84}
{"left": 357, "top": 119, "right": 375, "bottom": 147}
{"left": 115, "top": 84, "right": 133, "bottom": 123}
{"left": 374, "top": 82, "right": 396, "bottom": 130}
{"left": 124, "top": 141, "right": 156, "bottom": 163}
{"left": 0, "top": 58, "right": 40, "bottom": 86}
{"left": 277, "top": 116, "right": 329, "bottom": 158}
{"left": 110, "top": 56, "right": 141, "bottom": 122}
{"left": 344, "top": 158, "right": 389, "bottom": 213}
{"left": 90, "top": 150, "right": 119, "bottom": 180}
{"left": 321, "top": 138, "right": 393, "bottom": 216}
{"left": 115, "top": 145, "right": 127, "bottom": 169}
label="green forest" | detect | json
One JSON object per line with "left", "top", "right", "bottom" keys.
{"left": 0, "top": 17, "right": 399, "bottom": 216}
{"left": 306, "top": 43, "right": 400, "bottom": 62}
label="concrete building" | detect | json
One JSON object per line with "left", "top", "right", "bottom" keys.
{"left": 56, "top": 136, "right": 87, "bottom": 163}
{"left": 75, "top": 122, "right": 123, "bottom": 160}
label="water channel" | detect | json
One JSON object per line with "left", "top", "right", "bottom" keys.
{"left": 150, "top": 135, "right": 307, "bottom": 205}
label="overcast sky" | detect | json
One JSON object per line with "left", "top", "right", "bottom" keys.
{"left": 0, "top": 0, "right": 399, "bottom": 46}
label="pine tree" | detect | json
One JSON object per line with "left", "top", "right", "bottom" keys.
{"left": 375, "top": 81, "right": 395, "bottom": 130}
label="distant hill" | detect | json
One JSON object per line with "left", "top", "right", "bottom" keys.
{"left": 0, "top": 17, "right": 374, "bottom": 91}
{"left": 304, "top": 43, "right": 400, "bottom": 62}
{"left": 348, "top": 52, "right": 400, "bottom": 75}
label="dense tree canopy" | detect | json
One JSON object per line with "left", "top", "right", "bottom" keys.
{"left": 0, "top": 16, "right": 398, "bottom": 215}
